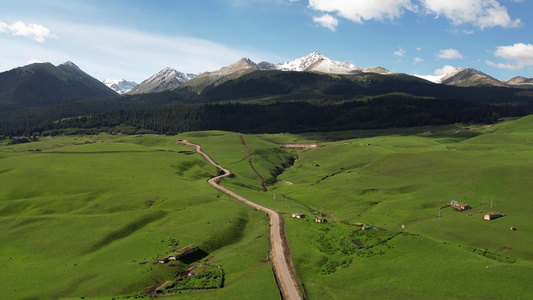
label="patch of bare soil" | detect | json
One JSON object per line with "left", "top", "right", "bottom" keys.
{"left": 283, "top": 143, "right": 319, "bottom": 150}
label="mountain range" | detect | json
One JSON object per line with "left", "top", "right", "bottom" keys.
{"left": 1, "top": 52, "right": 533, "bottom": 114}
{"left": 121, "top": 52, "right": 532, "bottom": 95}
{"left": 3, "top": 51, "right": 533, "bottom": 136}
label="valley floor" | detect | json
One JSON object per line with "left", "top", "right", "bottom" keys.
{"left": 2, "top": 117, "right": 533, "bottom": 299}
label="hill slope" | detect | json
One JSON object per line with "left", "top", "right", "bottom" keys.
{"left": 0, "top": 62, "right": 117, "bottom": 112}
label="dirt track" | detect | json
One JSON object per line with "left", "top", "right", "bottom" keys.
{"left": 177, "top": 140, "right": 302, "bottom": 300}
{"left": 239, "top": 134, "right": 267, "bottom": 191}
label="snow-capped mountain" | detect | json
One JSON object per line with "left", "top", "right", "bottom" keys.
{"left": 276, "top": 52, "right": 363, "bottom": 74}
{"left": 103, "top": 79, "right": 138, "bottom": 94}
{"left": 128, "top": 67, "right": 197, "bottom": 94}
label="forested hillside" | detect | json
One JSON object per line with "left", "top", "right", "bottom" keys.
{"left": 0, "top": 95, "right": 501, "bottom": 137}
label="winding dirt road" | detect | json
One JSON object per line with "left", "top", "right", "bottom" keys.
{"left": 177, "top": 140, "right": 302, "bottom": 300}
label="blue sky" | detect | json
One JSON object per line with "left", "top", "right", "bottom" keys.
{"left": 1, "top": 0, "right": 533, "bottom": 82}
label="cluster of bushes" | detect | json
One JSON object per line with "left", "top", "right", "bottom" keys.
{"left": 472, "top": 248, "right": 516, "bottom": 264}
{"left": 312, "top": 223, "right": 399, "bottom": 274}
{"left": 321, "top": 256, "right": 353, "bottom": 275}
{"left": 171, "top": 265, "right": 224, "bottom": 290}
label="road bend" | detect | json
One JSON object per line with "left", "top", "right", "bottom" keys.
{"left": 178, "top": 140, "right": 302, "bottom": 300}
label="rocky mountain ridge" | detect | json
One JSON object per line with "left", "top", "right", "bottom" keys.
{"left": 103, "top": 79, "right": 138, "bottom": 94}
{"left": 128, "top": 67, "right": 197, "bottom": 94}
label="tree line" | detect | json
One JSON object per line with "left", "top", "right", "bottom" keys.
{"left": 0, "top": 95, "right": 504, "bottom": 138}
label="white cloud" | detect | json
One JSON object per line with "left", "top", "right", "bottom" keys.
{"left": 25, "top": 22, "right": 280, "bottom": 82}
{"left": 414, "top": 57, "right": 424, "bottom": 64}
{"left": 435, "top": 65, "right": 458, "bottom": 76}
{"left": 420, "top": 0, "right": 521, "bottom": 29}
{"left": 394, "top": 47, "right": 406, "bottom": 57}
{"left": 306, "top": 0, "right": 519, "bottom": 29}
{"left": 494, "top": 43, "right": 533, "bottom": 66}
{"left": 0, "top": 21, "right": 57, "bottom": 42}
{"left": 486, "top": 43, "right": 533, "bottom": 70}
{"left": 313, "top": 14, "right": 339, "bottom": 31}
{"left": 308, "top": 0, "right": 415, "bottom": 24}
{"left": 437, "top": 48, "right": 464, "bottom": 59}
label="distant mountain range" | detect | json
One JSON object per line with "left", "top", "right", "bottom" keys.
{"left": 0, "top": 61, "right": 117, "bottom": 112}
{"left": 127, "top": 52, "right": 532, "bottom": 95}
{"left": 130, "top": 52, "right": 392, "bottom": 94}
{"left": 2, "top": 52, "right": 533, "bottom": 113}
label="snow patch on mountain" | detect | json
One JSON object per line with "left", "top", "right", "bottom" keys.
{"left": 275, "top": 52, "right": 389, "bottom": 74}
{"left": 128, "top": 67, "right": 197, "bottom": 94}
{"left": 414, "top": 66, "right": 461, "bottom": 83}
{"left": 276, "top": 52, "right": 327, "bottom": 72}
{"left": 103, "top": 79, "right": 138, "bottom": 94}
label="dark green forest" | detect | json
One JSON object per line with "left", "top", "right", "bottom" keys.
{"left": 1, "top": 95, "right": 504, "bottom": 137}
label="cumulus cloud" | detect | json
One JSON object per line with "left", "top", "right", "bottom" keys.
{"left": 0, "top": 21, "right": 57, "bottom": 42}
{"left": 414, "top": 57, "right": 424, "bottom": 64}
{"left": 419, "top": 0, "right": 521, "bottom": 29}
{"left": 313, "top": 14, "right": 339, "bottom": 31}
{"left": 494, "top": 43, "right": 533, "bottom": 66}
{"left": 394, "top": 47, "right": 406, "bottom": 57}
{"left": 306, "top": 0, "right": 519, "bottom": 29}
{"left": 437, "top": 48, "right": 464, "bottom": 59}
{"left": 308, "top": 0, "right": 415, "bottom": 24}
{"left": 486, "top": 43, "right": 533, "bottom": 69}
{"left": 435, "top": 65, "right": 458, "bottom": 76}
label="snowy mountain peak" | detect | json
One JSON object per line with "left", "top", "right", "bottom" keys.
{"left": 276, "top": 52, "right": 327, "bottom": 72}
{"left": 103, "top": 79, "right": 138, "bottom": 94}
{"left": 128, "top": 67, "right": 197, "bottom": 94}
{"left": 276, "top": 52, "right": 364, "bottom": 74}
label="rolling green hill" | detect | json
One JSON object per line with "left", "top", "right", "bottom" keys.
{"left": 2, "top": 117, "right": 533, "bottom": 299}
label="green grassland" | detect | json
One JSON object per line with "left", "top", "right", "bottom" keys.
{"left": 0, "top": 134, "right": 279, "bottom": 299}
{"left": 2, "top": 116, "right": 533, "bottom": 299}
{"left": 178, "top": 118, "right": 533, "bottom": 299}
